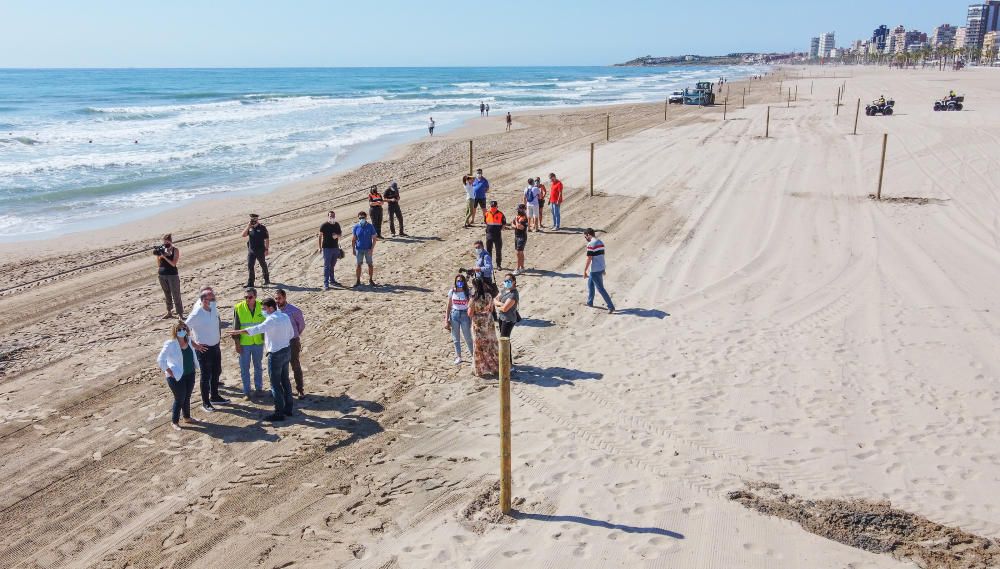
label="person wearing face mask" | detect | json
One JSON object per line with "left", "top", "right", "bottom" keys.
{"left": 352, "top": 211, "right": 379, "bottom": 288}
{"left": 185, "top": 288, "right": 229, "bottom": 412}
{"left": 157, "top": 320, "right": 200, "bottom": 430}
{"left": 241, "top": 214, "right": 270, "bottom": 288}
{"left": 513, "top": 204, "right": 528, "bottom": 276}
{"left": 583, "top": 228, "right": 615, "bottom": 314}
{"left": 467, "top": 276, "right": 499, "bottom": 377}
{"left": 483, "top": 200, "right": 507, "bottom": 269}
{"left": 368, "top": 185, "right": 385, "bottom": 238}
{"left": 384, "top": 181, "right": 406, "bottom": 237}
{"left": 228, "top": 297, "right": 295, "bottom": 422}
{"left": 494, "top": 273, "right": 520, "bottom": 365}
{"left": 156, "top": 233, "right": 183, "bottom": 319}
{"left": 233, "top": 287, "right": 266, "bottom": 399}
{"left": 444, "top": 273, "right": 474, "bottom": 365}
{"left": 317, "top": 210, "right": 343, "bottom": 290}
{"left": 274, "top": 288, "right": 307, "bottom": 397}
{"left": 471, "top": 168, "right": 489, "bottom": 222}
{"left": 470, "top": 240, "right": 495, "bottom": 287}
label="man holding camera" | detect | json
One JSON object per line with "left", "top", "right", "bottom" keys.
{"left": 155, "top": 233, "right": 183, "bottom": 319}
{"left": 242, "top": 213, "right": 270, "bottom": 288}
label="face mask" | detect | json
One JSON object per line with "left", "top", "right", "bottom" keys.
{"left": 475, "top": 248, "right": 482, "bottom": 255}
{"left": 456, "top": 281, "right": 465, "bottom": 288}
{"left": 504, "top": 280, "right": 513, "bottom": 288}
{"left": 176, "top": 330, "right": 187, "bottom": 339}
{"left": 358, "top": 218, "right": 366, "bottom": 224}
{"left": 209, "top": 300, "right": 217, "bottom": 311}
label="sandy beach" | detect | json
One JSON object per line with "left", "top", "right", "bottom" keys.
{"left": 1, "top": 66, "right": 999, "bottom": 568}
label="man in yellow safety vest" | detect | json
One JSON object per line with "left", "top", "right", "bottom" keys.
{"left": 233, "top": 287, "right": 266, "bottom": 399}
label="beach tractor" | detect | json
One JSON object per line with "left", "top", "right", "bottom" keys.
{"left": 865, "top": 98, "right": 894, "bottom": 116}
{"left": 683, "top": 82, "right": 716, "bottom": 106}
{"left": 934, "top": 95, "right": 964, "bottom": 111}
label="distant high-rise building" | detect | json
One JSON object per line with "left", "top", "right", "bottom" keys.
{"left": 983, "top": 30, "right": 1000, "bottom": 61}
{"left": 809, "top": 37, "right": 820, "bottom": 59}
{"left": 872, "top": 25, "right": 890, "bottom": 53}
{"left": 966, "top": 2, "right": 1000, "bottom": 51}
{"left": 818, "top": 32, "right": 836, "bottom": 58}
{"left": 891, "top": 25, "right": 907, "bottom": 54}
{"left": 931, "top": 24, "right": 958, "bottom": 48}
{"left": 955, "top": 26, "right": 969, "bottom": 49}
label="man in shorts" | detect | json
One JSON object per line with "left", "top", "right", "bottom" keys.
{"left": 472, "top": 168, "right": 489, "bottom": 220}
{"left": 523, "top": 178, "right": 541, "bottom": 232}
{"left": 352, "top": 211, "right": 379, "bottom": 288}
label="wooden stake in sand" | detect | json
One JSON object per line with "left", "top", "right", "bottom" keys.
{"left": 811, "top": 80, "right": 814, "bottom": 95}
{"left": 664, "top": 97, "right": 668, "bottom": 121}
{"left": 765, "top": 106, "right": 770, "bottom": 138}
{"left": 498, "top": 337, "right": 512, "bottom": 514}
{"left": 590, "top": 142, "right": 595, "bottom": 197}
{"left": 723, "top": 97, "right": 727, "bottom": 120}
{"left": 794, "top": 85, "right": 798, "bottom": 101}
{"left": 468, "top": 140, "right": 473, "bottom": 175}
{"left": 787, "top": 89, "right": 791, "bottom": 108}
{"left": 606, "top": 113, "right": 610, "bottom": 142}
{"left": 876, "top": 133, "right": 888, "bottom": 200}
{"left": 836, "top": 87, "right": 841, "bottom": 116}
{"left": 742, "top": 88, "right": 746, "bottom": 109}
{"left": 853, "top": 98, "right": 861, "bottom": 135}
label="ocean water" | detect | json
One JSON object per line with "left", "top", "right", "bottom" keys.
{"left": 0, "top": 66, "right": 763, "bottom": 240}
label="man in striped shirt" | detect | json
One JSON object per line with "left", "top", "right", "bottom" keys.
{"left": 583, "top": 228, "right": 615, "bottom": 314}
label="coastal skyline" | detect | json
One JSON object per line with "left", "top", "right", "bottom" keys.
{"left": 2, "top": 0, "right": 945, "bottom": 67}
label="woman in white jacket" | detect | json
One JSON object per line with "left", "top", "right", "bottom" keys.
{"left": 157, "top": 320, "right": 200, "bottom": 430}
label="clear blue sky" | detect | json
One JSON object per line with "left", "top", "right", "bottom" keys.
{"left": 0, "top": 1, "right": 959, "bottom": 67}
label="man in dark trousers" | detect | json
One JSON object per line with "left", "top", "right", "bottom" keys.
{"left": 242, "top": 213, "right": 270, "bottom": 287}
{"left": 368, "top": 185, "right": 385, "bottom": 238}
{"left": 383, "top": 181, "right": 406, "bottom": 237}
{"left": 483, "top": 200, "right": 507, "bottom": 270}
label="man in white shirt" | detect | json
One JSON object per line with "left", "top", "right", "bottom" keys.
{"left": 229, "top": 297, "right": 295, "bottom": 422}
{"left": 185, "top": 288, "right": 230, "bottom": 412}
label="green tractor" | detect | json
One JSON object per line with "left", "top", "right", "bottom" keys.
{"left": 683, "top": 81, "right": 716, "bottom": 106}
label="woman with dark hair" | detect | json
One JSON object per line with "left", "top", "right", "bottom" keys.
{"left": 463, "top": 175, "right": 476, "bottom": 228}
{"left": 512, "top": 204, "right": 528, "bottom": 276}
{"left": 467, "top": 276, "right": 499, "bottom": 377}
{"left": 494, "top": 273, "right": 519, "bottom": 365}
{"left": 157, "top": 319, "right": 200, "bottom": 430}
{"left": 445, "top": 273, "right": 474, "bottom": 365}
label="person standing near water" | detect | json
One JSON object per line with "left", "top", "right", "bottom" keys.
{"left": 428, "top": 116, "right": 435, "bottom": 136}
{"left": 583, "top": 228, "right": 615, "bottom": 313}
{"left": 384, "top": 181, "right": 406, "bottom": 237}
{"left": 157, "top": 320, "right": 200, "bottom": 430}
{"left": 548, "top": 173, "right": 564, "bottom": 230}
{"left": 368, "top": 185, "right": 385, "bottom": 238}
{"left": 229, "top": 297, "right": 295, "bottom": 422}
{"left": 485, "top": 103, "right": 490, "bottom": 117}
{"left": 505, "top": 112, "right": 512, "bottom": 132}
{"left": 156, "top": 233, "right": 183, "bottom": 319}
{"left": 444, "top": 273, "right": 474, "bottom": 365}
{"left": 480, "top": 102, "right": 485, "bottom": 117}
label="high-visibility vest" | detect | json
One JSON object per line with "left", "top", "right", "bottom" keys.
{"left": 369, "top": 193, "right": 384, "bottom": 207}
{"left": 234, "top": 300, "right": 265, "bottom": 346}
{"left": 485, "top": 209, "right": 504, "bottom": 225}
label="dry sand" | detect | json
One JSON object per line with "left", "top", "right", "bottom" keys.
{"left": 1, "top": 67, "right": 999, "bottom": 568}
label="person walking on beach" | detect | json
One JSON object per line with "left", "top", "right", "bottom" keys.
{"left": 535, "top": 177, "right": 548, "bottom": 229}
{"left": 480, "top": 102, "right": 485, "bottom": 117}
{"left": 484, "top": 200, "right": 507, "bottom": 269}
{"left": 522, "top": 179, "right": 541, "bottom": 232}
{"left": 368, "top": 185, "right": 385, "bottom": 238}
{"left": 242, "top": 214, "right": 270, "bottom": 288}
{"left": 229, "top": 297, "right": 295, "bottom": 422}
{"left": 505, "top": 112, "right": 512, "bottom": 132}
{"left": 485, "top": 103, "right": 490, "bottom": 117}
{"left": 275, "top": 289, "right": 307, "bottom": 398}
{"left": 318, "top": 210, "right": 342, "bottom": 290}
{"left": 156, "top": 233, "right": 183, "bottom": 319}
{"left": 471, "top": 240, "right": 495, "bottom": 286}
{"left": 471, "top": 169, "right": 490, "bottom": 222}
{"left": 583, "top": 228, "right": 615, "bottom": 314}
{"left": 233, "top": 287, "right": 266, "bottom": 399}
{"left": 384, "top": 181, "right": 406, "bottom": 237}
{"left": 513, "top": 204, "right": 528, "bottom": 276}
{"left": 548, "top": 173, "right": 564, "bottom": 230}
{"left": 463, "top": 175, "right": 476, "bottom": 228}
{"left": 445, "top": 273, "right": 474, "bottom": 365}
{"left": 157, "top": 320, "right": 200, "bottom": 430}
{"left": 185, "top": 288, "right": 229, "bottom": 413}
{"left": 352, "top": 211, "right": 379, "bottom": 287}
{"left": 494, "top": 273, "right": 519, "bottom": 366}
{"left": 428, "top": 116, "right": 435, "bottom": 136}
{"left": 468, "top": 277, "right": 499, "bottom": 377}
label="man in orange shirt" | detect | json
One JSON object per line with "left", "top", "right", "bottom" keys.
{"left": 548, "top": 173, "right": 564, "bottom": 231}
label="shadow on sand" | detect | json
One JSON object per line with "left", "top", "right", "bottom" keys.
{"left": 513, "top": 365, "right": 603, "bottom": 387}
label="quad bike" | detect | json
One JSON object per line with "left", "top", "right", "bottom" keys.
{"left": 865, "top": 99, "right": 895, "bottom": 116}
{"left": 934, "top": 95, "right": 964, "bottom": 111}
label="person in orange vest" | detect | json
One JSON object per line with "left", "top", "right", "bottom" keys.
{"left": 368, "top": 185, "right": 385, "bottom": 238}
{"left": 483, "top": 200, "right": 507, "bottom": 269}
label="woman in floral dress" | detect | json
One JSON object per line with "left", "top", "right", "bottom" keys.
{"left": 467, "top": 277, "right": 499, "bottom": 377}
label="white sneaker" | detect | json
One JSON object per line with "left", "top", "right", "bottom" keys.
{"left": 513, "top": 269, "right": 522, "bottom": 276}
{"left": 202, "top": 404, "right": 215, "bottom": 413}
{"left": 454, "top": 357, "right": 462, "bottom": 365}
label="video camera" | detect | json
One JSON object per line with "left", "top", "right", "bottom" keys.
{"left": 153, "top": 244, "right": 167, "bottom": 256}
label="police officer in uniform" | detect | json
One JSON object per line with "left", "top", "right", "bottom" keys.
{"left": 483, "top": 200, "right": 507, "bottom": 270}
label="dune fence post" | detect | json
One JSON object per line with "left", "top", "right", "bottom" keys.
{"left": 836, "top": 87, "right": 841, "bottom": 116}
{"left": 811, "top": 80, "right": 814, "bottom": 95}
{"left": 742, "top": 88, "right": 746, "bottom": 109}
{"left": 876, "top": 133, "right": 888, "bottom": 200}
{"left": 723, "top": 97, "right": 728, "bottom": 120}
{"left": 498, "top": 337, "right": 512, "bottom": 515}
{"left": 794, "top": 84, "right": 798, "bottom": 101}
{"left": 664, "top": 97, "right": 668, "bottom": 121}
{"left": 765, "top": 106, "right": 770, "bottom": 138}
{"left": 468, "top": 140, "right": 473, "bottom": 175}
{"left": 787, "top": 89, "right": 791, "bottom": 108}
{"left": 589, "top": 142, "right": 595, "bottom": 197}
{"left": 606, "top": 113, "right": 610, "bottom": 142}
{"left": 853, "top": 98, "right": 861, "bottom": 135}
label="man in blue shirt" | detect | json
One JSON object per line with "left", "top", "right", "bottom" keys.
{"left": 470, "top": 240, "right": 494, "bottom": 285}
{"left": 352, "top": 211, "right": 379, "bottom": 288}
{"left": 471, "top": 168, "right": 489, "bottom": 222}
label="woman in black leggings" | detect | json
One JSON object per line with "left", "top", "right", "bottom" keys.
{"left": 494, "top": 273, "right": 519, "bottom": 364}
